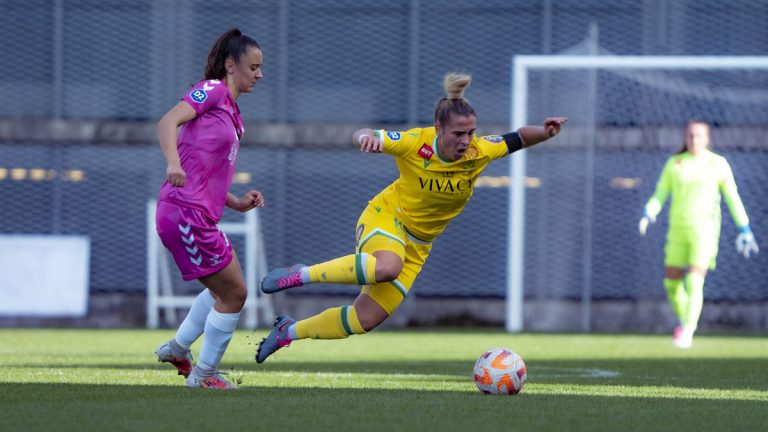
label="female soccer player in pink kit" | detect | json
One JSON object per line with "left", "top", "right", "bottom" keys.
{"left": 154, "top": 28, "right": 264, "bottom": 389}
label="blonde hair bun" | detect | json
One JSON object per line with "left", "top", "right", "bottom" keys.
{"left": 444, "top": 73, "right": 472, "bottom": 99}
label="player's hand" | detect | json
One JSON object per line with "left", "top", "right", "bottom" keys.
{"left": 232, "top": 190, "right": 265, "bottom": 212}
{"left": 638, "top": 212, "right": 655, "bottom": 236}
{"left": 544, "top": 117, "right": 568, "bottom": 137}
{"left": 735, "top": 226, "right": 759, "bottom": 258}
{"left": 359, "top": 134, "right": 383, "bottom": 153}
{"left": 167, "top": 164, "right": 186, "bottom": 187}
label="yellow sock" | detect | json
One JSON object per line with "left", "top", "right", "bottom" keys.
{"left": 295, "top": 305, "right": 366, "bottom": 340}
{"left": 308, "top": 253, "right": 377, "bottom": 285}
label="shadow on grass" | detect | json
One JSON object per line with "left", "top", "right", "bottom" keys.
{"left": 6, "top": 357, "right": 768, "bottom": 391}
{"left": 2, "top": 382, "right": 767, "bottom": 432}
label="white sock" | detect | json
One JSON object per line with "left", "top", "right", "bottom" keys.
{"left": 288, "top": 323, "right": 298, "bottom": 340}
{"left": 174, "top": 289, "right": 215, "bottom": 349}
{"left": 300, "top": 267, "right": 311, "bottom": 283}
{"left": 197, "top": 309, "right": 241, "bottom": 372}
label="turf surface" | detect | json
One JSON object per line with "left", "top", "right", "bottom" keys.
{"left": 1, "top": 329, "right": 766, "bottom": 431}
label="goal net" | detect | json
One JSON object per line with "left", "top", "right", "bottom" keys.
{"left": 506, "top": 55, "right": 768, "bottom": 332}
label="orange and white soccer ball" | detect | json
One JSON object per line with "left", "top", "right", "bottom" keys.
{"left": 473, "top": 348, "right": 527, "bottom": 395}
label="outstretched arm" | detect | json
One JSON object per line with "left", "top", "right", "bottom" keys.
{"left": 515, "top": 117, "right": 568, "bottom": 149}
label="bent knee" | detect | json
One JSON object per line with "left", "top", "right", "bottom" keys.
{"left": 375, "top": 265, "right": 402, "bottom": 283}
{"left": 221, "top": 286, "right": 247, "bottom": 309}
{"left": 358, "top": 313, "right": 386, "bottom": 332}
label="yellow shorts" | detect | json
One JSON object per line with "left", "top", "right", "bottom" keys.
{"left": 664, "top": 224, "right": 720, "bottom": 270}
{"left": 354, "top": 204, "right": 432, "bottom": 315}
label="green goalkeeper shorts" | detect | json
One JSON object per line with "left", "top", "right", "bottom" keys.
{"left": 664, "top": 224, "right": 720, "bottom": 270}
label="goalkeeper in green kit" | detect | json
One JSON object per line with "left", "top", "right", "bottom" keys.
{"left": 639, "top": 120, "right": 758, "bottom": 348}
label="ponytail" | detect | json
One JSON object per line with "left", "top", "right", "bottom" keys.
{"left": 203, "top": 28, "right": 261, "bottom": 80}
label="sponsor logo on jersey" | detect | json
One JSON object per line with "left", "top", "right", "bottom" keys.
{"left": 483, "top": 135, "right": 504, "bottom": 143}
{"left": 190, "top": 89, "right": 207, "bottom": 103}
{"left": 387, "top": 131, "right": 401, "bottom": 140}
{"left": 418, "top": 143, "right": 434, "bottom": 159}
{"left": 227, "top": 141, "right": 239, "bottom": 166}
{"left": 418, "top": 177, "right": 473, "bottom": 194}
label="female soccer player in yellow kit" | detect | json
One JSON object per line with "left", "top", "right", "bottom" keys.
{"left": 639, "top": 120, "right": 758, "bottom": 348}
{"left": 256, "top": 73, "right": 567, "bottom": 363}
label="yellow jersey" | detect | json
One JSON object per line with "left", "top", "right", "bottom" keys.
{"left": 371, "top": 127, "right": 509, "bottom": 241}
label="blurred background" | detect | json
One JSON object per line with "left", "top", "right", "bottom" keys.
{"left": 1, "top": 0, "right": 766, "bottom": 332}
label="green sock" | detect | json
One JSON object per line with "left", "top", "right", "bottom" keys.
{"left": 684, "top": 273, "right": 705, "bottom": 332}
{"left": 663, "top": 278, "right": 687, "bottom": 323}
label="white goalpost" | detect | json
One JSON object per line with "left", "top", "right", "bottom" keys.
{"left": 146, "top": 199, "right": 273, "bottom": 329}
{"left": 506, "top": 55, "right": 768, "bottom": 332}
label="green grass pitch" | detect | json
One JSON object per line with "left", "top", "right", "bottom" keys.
{"left": 1, "top": 329, "right": 766, "bottom": 431}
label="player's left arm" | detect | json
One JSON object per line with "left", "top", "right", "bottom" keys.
{"left": 226, "top": 190, "right": 265, "bottom": 213}
{"left": 720, "top": 159, "right": 758, "bottom": 258}
{"left": 510, "top": 117, "right": 568, "bottom": 153}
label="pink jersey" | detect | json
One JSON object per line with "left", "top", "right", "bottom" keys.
{"left": 159, "top": 79, "right": 245, "bottom": 221}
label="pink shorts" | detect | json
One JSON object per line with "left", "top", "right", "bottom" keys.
{"left": 156, "top": 200, "right": 233, "bottom": 281}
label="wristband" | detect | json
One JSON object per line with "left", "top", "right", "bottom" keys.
{"left": 739, "top": 225, "right": 752, "bottom": 234}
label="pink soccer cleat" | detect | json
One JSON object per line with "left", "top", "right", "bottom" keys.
{"left": 156, "top": 341, "right": 193, "bottom": 378}
{"left": 186, "top": 369, "right": 237, "bottom": 389}
{"left": 261, "top": 265, "right": 307, "bottom": 294}
{"left": 256, "top": 315, "right": 295, "bottom": 363}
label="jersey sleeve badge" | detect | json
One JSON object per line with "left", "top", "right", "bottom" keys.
{"left": 387, "top": 131, "right": 402, "bottom": 141}
{"left": 481, "top": 135, "right": 504, "bottom": 143}
{"left": 190, "top": 89, "right": 208, "bottom": 103}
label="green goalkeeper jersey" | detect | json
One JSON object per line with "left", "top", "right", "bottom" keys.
{"left": 644, "top": 150, "right": 749, "bottom": 229}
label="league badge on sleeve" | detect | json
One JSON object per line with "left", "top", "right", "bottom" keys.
{"left": 190, "top": 89, "right": 208, "bottom": 103}
{"left": 482, "top": 135, "right": 504, "bottom": 143}
{"left": 386, "top": 131, "right": 402, "bottom": 141}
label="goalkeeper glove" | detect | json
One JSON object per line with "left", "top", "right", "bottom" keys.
{"left": 638, "top": 210, "right": 655, "bottom": 236}
{"left": 735, "top": 225, "right": 759, "bottom": 258}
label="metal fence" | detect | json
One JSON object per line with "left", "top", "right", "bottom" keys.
{"left": 1, "top": 0, "right": 767, "bottom": 305}
{"left": 2, "top": 138, "right": 766, "bottom": 301}
{"left": 2, "top": 0, "right": 768, "bottom": 123}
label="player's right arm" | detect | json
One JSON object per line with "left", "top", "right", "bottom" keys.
{"left": 639, "top": 158, "right": 673, "bottom": 235}
{"left": 157, "top": 101, "right": 197, "bottom": 187}
{"left": 352, "top": 128, "right": 420, "bottom": 156}
{"left": 353, "top": 128, "right": 383, "bottom": 153}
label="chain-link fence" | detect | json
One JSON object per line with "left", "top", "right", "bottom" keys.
{"left": 1, "top": 1, "right": 767, "bottom": 309}
{"left": 3, "top": 0, "right": 768, "bottom": 123}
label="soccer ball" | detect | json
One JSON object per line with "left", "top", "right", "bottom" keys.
{"left": 473, "top": 348, "right": 527, "bottom": 395}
